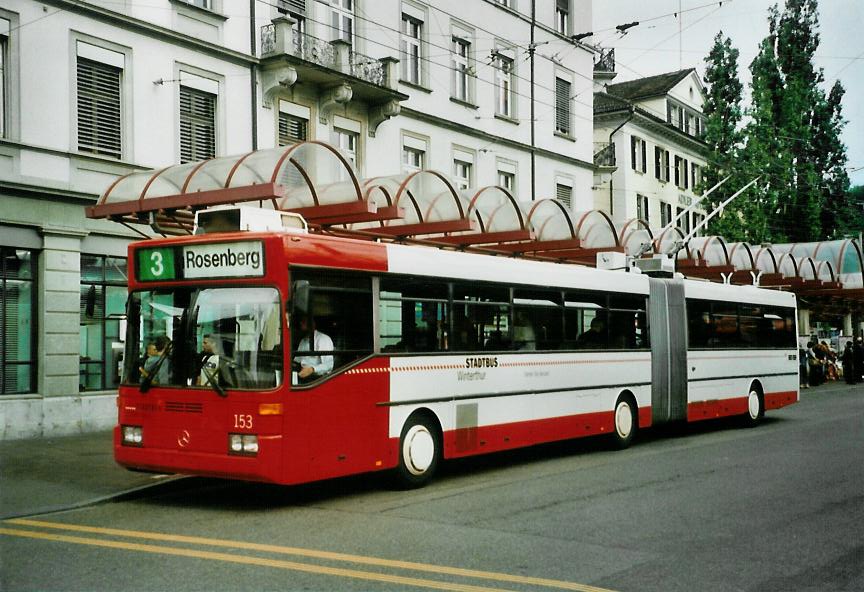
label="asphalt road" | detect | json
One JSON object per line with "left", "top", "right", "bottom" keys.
{"left": 2, "top": 382, "right": 862, "bottom": 592}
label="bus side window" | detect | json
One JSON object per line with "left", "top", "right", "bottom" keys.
{"left": 564, "top": 291, "right": 608, "bottom": 350}
{"left": 452, "top": 283, "right": 510, "bottom": 352}
{"left": 687, "top": 299, "right": 713, "bottom": 348}
{"left": 513, "top": 289, "right": 563, "bottom": 351}
{"left": 292, "top": 271, "right": 373, "bottom": 378}
{"left": 379, "top": 277, "right": 448, "bottom": 353}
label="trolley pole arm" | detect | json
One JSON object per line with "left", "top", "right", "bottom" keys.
{"left": 673, "top": 176, "right": 761, "bottom": 250}
{"left": 658, "top": 175, "right": 731, "bottom": 236}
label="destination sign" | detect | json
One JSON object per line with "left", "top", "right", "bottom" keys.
{"left": 182, "top": 241, "right": 264, "bottom": 279}
{"left": 136, "top": 241, "right": 264, "bottom": 281}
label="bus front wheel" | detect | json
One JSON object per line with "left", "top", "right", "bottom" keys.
{"left": 612, "top": 395, "right": 637, "bottom": 449}
{"left": 395, "top": 414, "right": 441, "bottom": 489}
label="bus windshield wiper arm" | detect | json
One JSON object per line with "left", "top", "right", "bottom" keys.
{"left": 202, "top": 366, "right": 227, "bottom": 397}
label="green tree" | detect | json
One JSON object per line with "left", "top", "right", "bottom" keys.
{"left": 775, "top": 0, "right": 822, "bottom": 241}
{"left": 702, "top": 33, "right": 750, "bottom": 240}
{"left": 813, "top": 81, "right": 853, "bottom": 237}
{"left": 739, "top": 14, "right": 790, "bottom": 244}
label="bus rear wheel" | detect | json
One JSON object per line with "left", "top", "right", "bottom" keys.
{"left": 612, "top": 396, "right": 637, "bottom": 449}
{"left": 742, "top": 387, "right": 764, "bottom": 428}
{"left": 395, "top": 415, "right": 441, "bottom": 489}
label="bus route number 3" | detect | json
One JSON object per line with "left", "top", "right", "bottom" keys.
{"left": 234, "top": 414, "right": 253, "bottom": 430}
{"left": 149, "top": 251, "right": 164, "bottom": 276}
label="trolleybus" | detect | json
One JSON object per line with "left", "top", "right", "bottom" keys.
{"left": 116, "top": 208, "right": 799, "bottom": 487}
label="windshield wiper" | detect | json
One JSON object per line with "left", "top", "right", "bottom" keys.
{"left": 201, "top": 365, "right": 227, "bottom": 397}
{"left": 139, "top": 346, "right": 171, "bottom": 394}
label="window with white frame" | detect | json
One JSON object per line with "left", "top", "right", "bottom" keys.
{"left": 402, "top": 135, "right": 426, "bottom": 173}
{"left": 451, "top": 35, "right": 471, "bottom": 102}
{"left": 654, "top": 146, "right": 670, "bottom": 182}
{"left": 452, "top": 148, "right": 474, "bottom": 190}
{"left": 494, "top": 49, "right": 515, "bottom": 118}
{"left": 556, "top": 182, "right": 573, "bottom": 208}
{"left": 555, "top": 0, "right": 569, "bottom": 35}
{"left": 179, "top": 84, "right": 216, "bottom": 163}
{"left": 674, "top": 155, "right": 687, "bottom": 188}
{"left": 453, "top": 160, "right": 471, "bottom": 190}
{"left": 497, "top": 159, "right": 516, "bottom": 196}
{"left": 691, "top": 213, "right": 704, "bottom": 236}
{"left": 555, "top": 76, "right": 571, "bottom": 136}
{"left": 333, "top": 127, "right": 358, "bottom": 167}
{"left": 76, "top": 42, "right": 124, "bottom": 159}
{"left": 636, "top": 194, "right": 649, "bottom": 223}
{"left": 401, "top": 13, "right": 422, "bottom": 85}
{"left": 184, "top": 0, "right": 211, "bottom": 8}
{"left": 329, "top": 0, "right": 354, "bottom": 47}
{"left": 677, "top": 207, "right": 690, "bottom": 234}
{"left": 630, "top": 136, "right": 646, "bottom": 173}
{"left": 661, "top": 202, "right": 672, "bottom": 227}
{"left": 691, "top": 162, "right": 701, "bottom": 192}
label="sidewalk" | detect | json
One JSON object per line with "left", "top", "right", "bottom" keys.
{"left": 0, "top": 429, "right": 176, "bottom": 519}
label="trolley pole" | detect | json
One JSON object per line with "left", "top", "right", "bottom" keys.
{"left": 530, "top": 0, "right": 536, "bottom": 201}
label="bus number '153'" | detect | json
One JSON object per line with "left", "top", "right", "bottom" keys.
{"left": 234, "top": 414, "right": 253, "bottom": 429}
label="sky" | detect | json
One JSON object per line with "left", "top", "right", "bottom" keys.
{"left": 591, "top": 0, "right": 864, "bottom": 187}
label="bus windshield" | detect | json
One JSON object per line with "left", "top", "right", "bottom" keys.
{"left": 124, "top": 287, "right": 283, "bottom": 390}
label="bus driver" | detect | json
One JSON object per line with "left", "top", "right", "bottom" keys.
{"left": 294, "top": 314, "right": 334, "bottom": 383}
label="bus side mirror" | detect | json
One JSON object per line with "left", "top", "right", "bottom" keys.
{"left": 292, "top": 280, "right": 310, "bottom": 315}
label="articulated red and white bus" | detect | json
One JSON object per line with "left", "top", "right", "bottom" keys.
{"left": 116, "top": 210, "right": 799, "bottom": 487}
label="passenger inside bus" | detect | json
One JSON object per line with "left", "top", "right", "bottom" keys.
{"left": 140, "top": 335, "right": 171, "bottom": 384}
{"left": 196, "top": 334, "right": 221, "bottom": 386}
{"left": 293, "top": 314, "right": 334, "bottom": 383}
{"left": 576, "top": 316, "right": 607, "bottom": 349}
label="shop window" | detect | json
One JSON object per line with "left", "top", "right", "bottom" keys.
{"left": 1, "top": 248, "right": 36, "bottom": 395}
{"left": 79, "top": 255, "right": 128, "bottom": 391}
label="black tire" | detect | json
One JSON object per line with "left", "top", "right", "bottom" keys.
{"left": 742, "top": 386, "right": 764, "bottom": 428}
{"left": 394, "top": 414, "right": 441, "bottom": 489}
{"left": 611, "top": 395, "right": 638, "bottom": 449}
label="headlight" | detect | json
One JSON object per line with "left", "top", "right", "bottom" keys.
{"left": 122, "top": 425, "right": 143, "bottom": 446}
{"left": 228, "top": 434, "right": 258, "bottom": 456}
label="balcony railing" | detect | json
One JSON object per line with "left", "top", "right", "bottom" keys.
{"left": 594, "top": 47, "right": 615, "bottom": 73}
{"left": 260, "top": 23, "right": 387, "bottom": 88}
{"left": 594, "top": 142, "right": 616, "bottom": 167}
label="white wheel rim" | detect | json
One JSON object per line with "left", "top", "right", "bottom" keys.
{"left": 615, "top": 402, "right": 633, "bottom": 439}
{"left": 748, "top": 391, "right": 760, "bottom": 420}
{"left": 403, "top": 425, "right": 435, "bottom": 476}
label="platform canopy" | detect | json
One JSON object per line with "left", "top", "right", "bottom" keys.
{"left": 87, "top": 142, "right": 864, "bottom": 305}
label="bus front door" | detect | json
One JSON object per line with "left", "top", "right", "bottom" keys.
{"left": 648, "top": 278, "right": 688, "bottom": 424}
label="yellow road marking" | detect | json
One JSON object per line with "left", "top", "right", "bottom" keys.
{"left": 5, "top": 519, "right": 616, "bottom": 592}
{"left": 0, "top": 527, "right": 509, "bottom": 592}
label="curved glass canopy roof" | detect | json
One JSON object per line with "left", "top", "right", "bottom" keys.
{"left": 88, "top": 142, "right": 864, "bottom": 295}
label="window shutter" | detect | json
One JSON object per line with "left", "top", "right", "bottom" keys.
{"left": 654, "top": 147, "right": 661, "bottom": 179}
{"left": 683, "top": 159, "right": 689, "bottom": 189}
{"left": 631, "top": 137, "right": 637, "bottom": 170}
{"left": 556, "top": 183, "right": 572, "bottom": 207}
{"left": 179, "top": 86, "right": 216, "bottom": 163}
{"left": 77, "top": 57, "right": 122, "bottom": 159}
{"left": 555, "top": 77, "right": 571, "bottom": 135}
{"left": 278, "top": 112, "right": 307, "bottom": 146}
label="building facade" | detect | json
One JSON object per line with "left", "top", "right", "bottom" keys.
{"left": 592, "top": 68, "right": 708, "bottom": 235}
{"left": 0, "top": 0, "right": 596, "bottom": 439}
